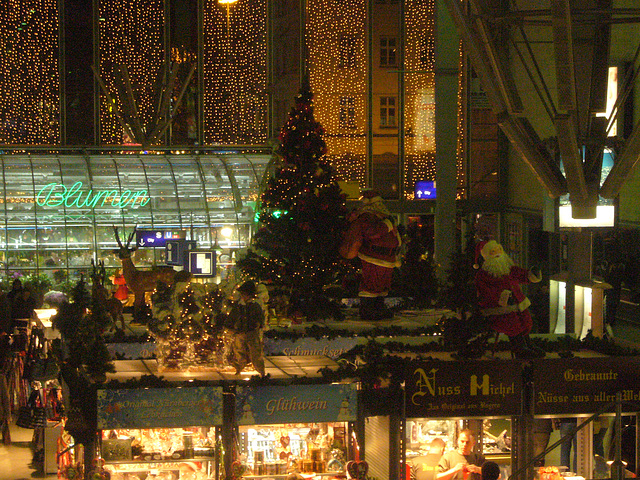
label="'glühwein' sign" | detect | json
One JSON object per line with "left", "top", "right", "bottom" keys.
{"left": 405, "top": 360, "right": 523, "bottom": 418}
{"left": 235, "top": 384, "right": 357, "bottom": 425}
{"left": 532, "top": 356, "right": 640, "bottom": 415}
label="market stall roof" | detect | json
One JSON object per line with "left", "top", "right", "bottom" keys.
{"left": 105, "top": 355, "right": 341, "bottom": 383}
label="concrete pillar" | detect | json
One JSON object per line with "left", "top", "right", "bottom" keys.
{"left": 434, "top": 0, "right": 460, "bottom": 278}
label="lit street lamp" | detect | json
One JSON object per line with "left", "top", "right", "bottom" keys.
{"left": 218, "top": 0, "right": 238, "bottom": 39}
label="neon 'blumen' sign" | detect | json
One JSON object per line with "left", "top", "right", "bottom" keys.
{"left": 36, "top": 182, "right": 150, "bottom": 209}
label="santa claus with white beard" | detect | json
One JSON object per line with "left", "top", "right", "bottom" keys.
{"left": 475, "top": 240, "right": 545, "bottom": 358}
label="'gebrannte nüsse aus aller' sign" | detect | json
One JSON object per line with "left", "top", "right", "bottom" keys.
{"left": 405, "top": 360, "right": 523, "bottom": 418}
{"left": 532, "top": 356, "right": 640, "bottom": 415}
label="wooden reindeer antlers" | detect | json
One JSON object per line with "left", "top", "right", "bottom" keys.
{"left": 113, "top": 226, "right": 138, "bottom": 258}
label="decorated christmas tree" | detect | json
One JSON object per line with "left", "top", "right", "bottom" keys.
{"left": 237, "top": 79, "right": 350, "bottom": 320}
{"left": 148, "top": 280, "right": 226, "bottom": 370}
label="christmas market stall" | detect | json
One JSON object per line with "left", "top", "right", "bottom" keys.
{"left": 403, "top": 359, "right": 522, "bottom": 480}
{"left": 530, "top": 356, "right": 640, "bottom": 480}
{"left": 96, "top": 385, "right": 223, "bottom": 480}
{"left": 232, "top": 383, "right": 358, "bottom": 479}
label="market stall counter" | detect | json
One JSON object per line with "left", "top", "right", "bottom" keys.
{"left": 97, "top": 386, "right": 224, "bottom": 480}
{"left": 234, "top": 383, "right": 358, "bottom": 479}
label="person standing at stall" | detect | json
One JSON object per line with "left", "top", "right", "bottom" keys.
{"left": 481, "top": 461, "right": 501, "bottom": 480}
{"left": 226, "top": 281, "right": 266, "bottom": 377}
{"left": 411, "top": 437, "right": 447, "bottom": 480}
{"left": 11, "top": 284, "right": 36, "bottom": 327}
{"left": 436, "top": 430, "right": 485, "bottom": 480}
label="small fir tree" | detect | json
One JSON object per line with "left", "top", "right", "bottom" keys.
{"left": 52, "top": 277, "right": 115, "bottom": 382}
{"left": 436, "top": 227, "right": 489, "bottom": 356}
{"left": 395, "top": 222, "right": 439, "bottom": 307}
{"left": 237, "top": 80, "right": 351, "bottom": 319}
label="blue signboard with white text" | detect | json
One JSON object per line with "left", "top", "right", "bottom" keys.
{"left": 414, "top": 180, "right": 437, "bottom": 199}
{"left": 189, "top": 251, "right": 216, "bottom": 277}
{"left": 166, "top": 240, "right": 197, "bottom": 267}
{"left": 136, "top": 229, "right": 186, "bottom": 248}
{"left": 97, "top": 387, "right": 223, "bottom": 429}
{"left": 236, "top": 384, "right": 358, "bottom": 425}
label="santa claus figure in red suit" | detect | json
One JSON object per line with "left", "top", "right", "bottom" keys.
{"left": 475, "top": 239, "right": 545, "bottom": 358}
{"left": 340, "top": 190, "right": 401, "bottom": 321}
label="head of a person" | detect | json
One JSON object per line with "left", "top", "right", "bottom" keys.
{"left": 457, "top": 429, "right": 475, "bottom": 455}
{"left": 429, "top": 437, "right": 446, "bottom": 456}
{"left": 237, "top": 280, "right": 257, "bottom": 300}
{"left": 481, "top": 461, "right": 501, "bottom": 480}
{"left": 12, "top": 278, "right": 22, "bottom": 291}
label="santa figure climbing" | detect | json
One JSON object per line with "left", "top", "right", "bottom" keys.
{"left": 340, "top": 189, "right": 401, "bottom": 321}
{"left": 475, "top": 239, "right": 545, "bottom": 358}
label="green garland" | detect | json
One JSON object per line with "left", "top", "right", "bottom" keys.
{"left": 100, "top": 333, "right": 640, "bottom": 392}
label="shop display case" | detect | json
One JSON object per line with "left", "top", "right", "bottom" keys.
{"left": 406, "top": 419, "right": 457, "bottom": 458}
{"left": 101, "top": 427, "right": 218, "bottom": 480}
{"left": 482, "top": 419, "right": 511, "bottom": 456}
{"left": 97, "top": 386, "right": 224, "bottom": 480}
{"left": 237, "top": 422, "right": 349, "bottom": 478}
{"left": 234, "top": 383, "right": 358, "bottom": 479}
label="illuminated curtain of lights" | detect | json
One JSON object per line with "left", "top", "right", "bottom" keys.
{"left": 203, "top": 0, "right": 267, "bottom": 145}
{"left": 98, "top": 0, "right": 164, "bottom": 144}
{"left": 307, "top": 0, "right": 366, "bottom": 187}
{"left": 0, "top": 0, "right": 59, "bottom": 144}
{"left": 404, "top": 0, "right": 435, "bottom": 199}
{"left": 456, "top": 42, "right": 466, "bottom": 198}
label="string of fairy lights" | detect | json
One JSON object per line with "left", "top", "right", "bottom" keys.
{"left": 404, "top": 0, "right": 436, "bottom": 199}
{"left": 98, "top": 0, "right": 164, "bottom": 144}
{"left": 306, "top": 0, "right": 460, "bottom": 200}
{"left": 0, "top": 0, "right": 59, "bottom": 144}
{"left": 457, "top": 42, "right": 466, "bottom": 198}
{"left": 307, "top": 0, "right": 367, "bottom": 188}
{"left": 202, "top": 0, "right": 268, "bottom": 145}
{"left": 0, "top": 0, "right": 462, "bottom": 197}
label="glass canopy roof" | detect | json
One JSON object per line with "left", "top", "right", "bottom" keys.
{"left": 0, "top": 151, "right": 273, "bottom": 277}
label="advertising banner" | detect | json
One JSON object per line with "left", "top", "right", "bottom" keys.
{"left": 97, "top": 387, "right": 223, "bottom": 429}
{"left": 405, "top": 360, "right": 523, "bottom": 418}
{"left": 236, "top": 384, "right": 357, "bottom": 425}
{"left": 532, "top": 356, "right": 640, "bottom": 415}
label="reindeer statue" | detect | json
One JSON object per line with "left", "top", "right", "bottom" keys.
{"left": 113, "top": 226, "right": 191, "bottom": 312}
{"left": 91, "top": 259, "right": 126, "bottom": 331}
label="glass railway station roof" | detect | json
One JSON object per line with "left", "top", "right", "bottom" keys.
{"left": 0, "top": 148, "right": 274, "bottom": 276}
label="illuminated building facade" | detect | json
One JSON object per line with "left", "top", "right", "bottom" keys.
{"left": 0, "top": 0, "right": 503, "bottom": 277}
